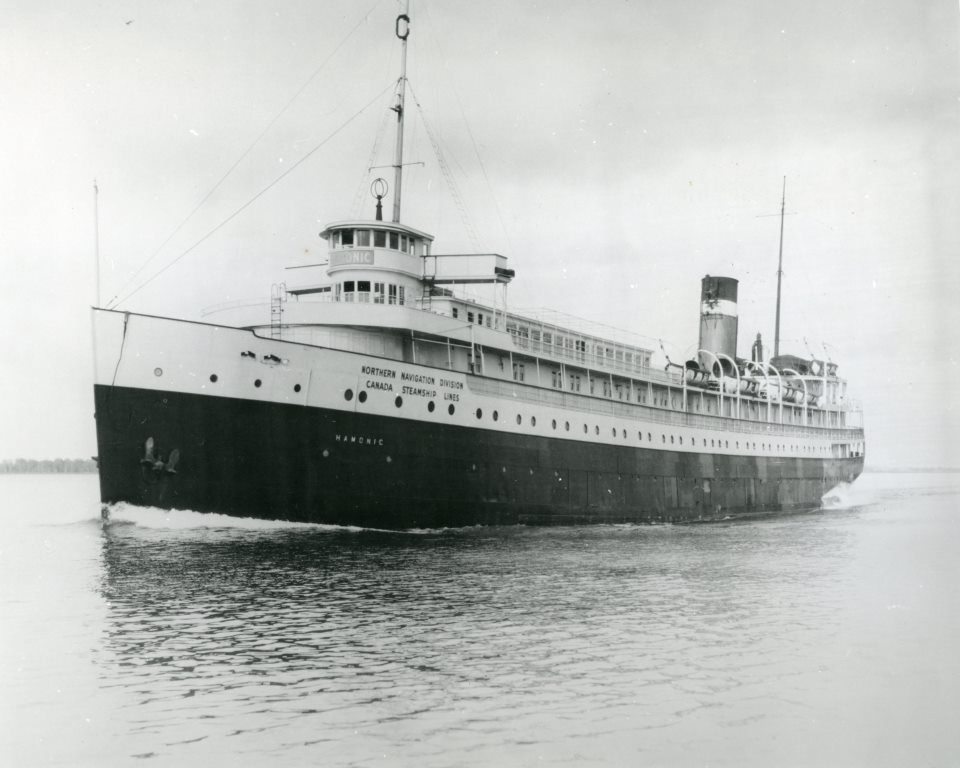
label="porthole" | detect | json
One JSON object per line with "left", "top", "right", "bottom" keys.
{"left": 255, "top": 379, "right": 263, "bottom": 388}
{"left": 209, "top": 374, "right": 218, "bottom": 383}
{"left": 679, "top": 437, "right": 683, "bottom": 445}
{"left": 493, "top": 410, "right": 499, "bottom": 421}
{"left": 594, "top": 426, "right": 599, "bottom": 435}
{"left": 648, "top": 433, "right": 652, "bottom": 441}
{"left": 622, "top": 429, "right": 627, "bottom": 439}
{"left": 294, "top": 384, "right": 302, "bottom": 393}
{"left": 611, "top": 428, "right": 617, "bottom": 438}
{"left": 344, "top": 388, "right": 352, "bottom": 400}
{"left": 428, "top": 401, "right": 435, "bottom": 412}
{"left": 322, "top": 449, "right": 329, "bottom": 458}
{"left": 386, "top": 456, "right": 392, "bottom": 463}
{"left": 691, "top": 438, "right": 696, "bottom": 446}
{"left": 583, "top": 424, "right": 588, "bottom": 434}
{"left": 358, "top": 391, "right": 367, "bottom": 403}
{"left": 154, "top": 367, "right": 163, "bottom": 377}
{"left": 476, "top": 408, "right": 483, "bottom": 419}
{"left": 565, "top": 421, "right": 570, "bottom": 432}
{"left": 516, "top": 414, "right": 522, "bottom": 425}
{"left": 552, "top": 419, "right": 557, "bottom": 430}
{"left": 395, "top": 396, "right": 403, "bottom": 408}
{"left": 638, "top": 432, "right": 643, "bottom": 441}
{"left": 670, "top": 435, "right": 674, "bottom": 444}
{"left": 531, "top": 416, "right": 537, "bottom": 427}
{"left": 448, "top": 404, "right": 455, "bottom": 415}
{"left": 662, "top": 434, "right": 666, "bottom": 443}
{"left": 725, "top": 440, "right": 729, "bottom": 448}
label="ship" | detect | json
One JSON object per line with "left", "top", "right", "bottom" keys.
{"left": 92, "top": 9, "right": 865, "bottom": 528}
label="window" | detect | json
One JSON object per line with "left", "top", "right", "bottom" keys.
{"left": 388, "top": 284, "right": 398, "bottom": 305}
{"left": 389, "top": 232, "right": 399, "bottom": 249}
{"left": 400, "top": 235, "right": 407, "bottom": 251}
{"left": 452, "top": 307, "right": 458, "bottom": 318}
{"left": 373, "top": 282, "right": 385, "bottom": 304}
{"left": 478, "top": 313, "right": 484, "bottom": 325}
{"left": 357, "top": 230, "right": 371, "bottom": 246}
{"left": 468, "top": 312, "right": 475, "bottom": 323}
{"left": 374, "top": 230, "right": 386, "bottom": 247}
{"left": 357, "top": 280, "right": 371, "bottom": 302}
{"left": 398, "top": 286, "right": 405, "bottom": 306}
{"left": 343, "top": 281, "right": 355, "bottom": 302}
{"left": 341, "top": 229, "right": 354, "bottom": 246}
{"left": 513, "top": 363, "right": 525, "bottom": 382}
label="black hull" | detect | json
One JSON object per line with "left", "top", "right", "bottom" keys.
{"left": 94, "top": 384, "right": 863, "bottom": 528}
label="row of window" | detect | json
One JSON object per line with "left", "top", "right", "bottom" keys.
{"left": 332, "top": 228, "right": 428, "bottom": 255}
{"left": 505, "top": 323, "right": 652, "bottom": 371}
{"left": 451, "top": 307, "right": 492, "bottom": 328}
{"left": 335, "top": 281, "right": 406, "bottom": 305}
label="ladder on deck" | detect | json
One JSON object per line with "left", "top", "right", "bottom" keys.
{"left": 270, "top": 283, "right": 286, "bottom": 339}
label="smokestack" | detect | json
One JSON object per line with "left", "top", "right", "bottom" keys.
{"left": 698, "top": 275, "right": 739, "bottom": 372}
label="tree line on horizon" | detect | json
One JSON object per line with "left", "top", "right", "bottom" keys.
{"left": 0, "top": 458, "right": 98, "bottom": 473}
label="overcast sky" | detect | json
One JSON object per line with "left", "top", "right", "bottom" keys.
{"left": 1, "top": 0, "right": 958, "bottom": 469}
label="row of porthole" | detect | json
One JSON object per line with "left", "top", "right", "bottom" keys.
{"left": 206, "top": 373, "right": 304, "bottom": 393}
{"left": 344, "top": 389, "right": 456, "bottom": 415}
{"left": 179, "top": 371, "right": 834, "bottom": 455}
{"left": 349, "top": 387, "right": 831, "bottom": 455}
{"left": 200, "top": 374, "right": 830, "bottom": 455}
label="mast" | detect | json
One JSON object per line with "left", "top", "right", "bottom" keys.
{"left": 391, "top": 4, "right": 411, "bottom": 223}
{"left": 774, "top": 176, "right": 786, "bottom": 359}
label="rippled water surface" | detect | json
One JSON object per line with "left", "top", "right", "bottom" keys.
{"left": 2, "top": 472, "right": 959, "bottom": 766}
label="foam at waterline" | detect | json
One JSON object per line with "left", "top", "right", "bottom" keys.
{"left": 820, "top": 480, "right": 869, "bottom": 510}
{"left": 103, "top": 501, "right": 351, "bottom": 531}
{"left": 100, "top": 501, "right": 450, "bottom": 533}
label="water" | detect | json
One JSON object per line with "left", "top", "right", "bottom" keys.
{"left": 2, "top": 473, "right": 958, "bottom": 766}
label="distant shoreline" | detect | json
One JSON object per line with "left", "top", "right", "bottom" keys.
{"left": 0, "top": 459, "right": 98, "bottom": 474}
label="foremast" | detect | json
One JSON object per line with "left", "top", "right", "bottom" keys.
{"left": 391, "top": 5, "right": 411, "bottom": 223}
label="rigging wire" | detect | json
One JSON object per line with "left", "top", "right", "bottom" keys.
{"left": 106, "top": 0, "right": 387, "bottom": 309}
{"left": 351, "top": 95, "right": 393, "bottom": 219}
{"left": 420, "top": 3, "right": 513, "bottom": 256}
{"left": 111, "top": 82, "right": 396, "bottom": 308}
{"left": 407, "top": 81, "right": 482, "bottom": 251}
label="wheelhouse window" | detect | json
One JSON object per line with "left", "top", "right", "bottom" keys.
{"left": 357, "top": 230, "right": 371, "bottom": 246}
{"left": 389, "top": 232, "right": 399, "bottom": 250}
{"left": 357, "top": 280, "right": 371, "bottom": 302}
{"left": 343, "top": 280, "right": 355, "bottom": 302}
{"left": 398, "top": 286, "right": 405, "bottom": 306}
{"left": 374, "top": 282, "right": 385, "bottom": 303}
{"left": 374, "top": 230, "right": 387, "bottom": 248}
{"left": 388, "top": 284, "right": 397, "bottom": 305}
{"left": 341, "top": 229, "right": 354, "bottom": 246}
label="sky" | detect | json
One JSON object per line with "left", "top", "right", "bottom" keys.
{"left": 1, "top": 0, "right": 958, "bottom": 469}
